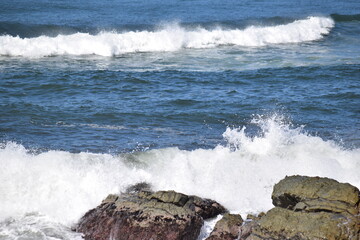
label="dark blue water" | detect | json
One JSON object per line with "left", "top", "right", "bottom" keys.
{"left": 0, "top": 1, "right": 360, "bottom": 239}
{"left": 1, "top": 8, "right": 360, "bottom": 152}
{"left": 1, "top": 64, "right": 360, "bottom": 152}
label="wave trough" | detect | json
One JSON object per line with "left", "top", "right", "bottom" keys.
{"left": 0, "top": 16, "right": 334, "bottom": 57}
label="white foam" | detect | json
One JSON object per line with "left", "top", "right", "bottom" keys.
{"left": 197, "top": 215, "right": 223, "bottom": 240}
{"left": 0, "top": 213, "right": 83, "bottom": 240}
{"left": 154, "top": 115, "right": 360, "bottom": 213}
{"left": 0, "top": 16, "right": 334, "bottom": 57}
{"left": 1, "top": 114, "right": 359, "bottom": 239}
{"left": 0, "top": 143, "right": 151, "bottom": 224}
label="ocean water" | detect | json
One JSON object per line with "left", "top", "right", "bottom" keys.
{"left": 1, "top": 0, "right": 360, "bottom": 239}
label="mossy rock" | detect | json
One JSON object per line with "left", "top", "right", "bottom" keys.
{"left": 272, "top": 175, "right": 359, "bottom": 214}
{"left": 148, "top": 190, "right": 189, "bottom": 207}
{"left": 250, "top": 207, "right": 360, "bottom": 240}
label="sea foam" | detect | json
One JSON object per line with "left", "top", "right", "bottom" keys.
{"left": 0, "top": 16, "right": 334, "bottom": 57}
{"left": 0, "top": 115, "right": 359, "bottom": 229}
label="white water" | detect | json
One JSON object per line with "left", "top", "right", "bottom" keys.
{"left": 0, "top": 16, "right": 334, "bottom": 57}
{"left": 0, "top": 115, "right": 359, "bottom": 239}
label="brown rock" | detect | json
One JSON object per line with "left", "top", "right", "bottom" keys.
{"left": 76, "top": 188, "right": 226, "bottom": 240}
{"left": 206, "top": 213, "right": 243, "bottom": 240}
{"left": 191, "top": 195, "right": 226, "bottom": 219}
{"left": 239, "top": 220, "right": 257, "bottom": 240}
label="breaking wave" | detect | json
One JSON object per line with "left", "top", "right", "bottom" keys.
{"left": 0, "top": 16, "right": 334, "bottom": 57}
{"left": 1, "top": 115, "right": 359, "bottom": 227}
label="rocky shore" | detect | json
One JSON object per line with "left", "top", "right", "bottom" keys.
{"left": 75, "top": 176, "right": 359, "bottom": 240}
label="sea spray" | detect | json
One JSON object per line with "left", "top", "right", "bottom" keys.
{"left": 148, "top": 115, "right": 360, "bottom": 213}
{"left": 1, "top": 115, "right": 359, "bottom": 227}
{"left": 0, "top": 213, "right": 83, "bottom": 240}
{"left": 0, "top": 16, "right": 334, "bottom": 57}
{"left": 0, "top": 116, "right": 359, "bottom": 239}
{"left": 0, "top": 142, "right": 151, "bottom": 224}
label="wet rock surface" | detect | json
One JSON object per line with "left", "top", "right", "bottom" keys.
{"left": 246, "top": 207, "right": 359, "bottom": 240}
{"left": 205, "top": 213, "right": 243, "bottom": 240}
{"left": 76, "top": 188, "right": 226, "bottom": 240}
{"left": 272, "top": 175, "right": 359, "bottom": 214}
{"left": 241, "top": 175, "right": 360, "bottom": 240}
{"left": 76, "top": 176, "right": 360, "bottom": 240}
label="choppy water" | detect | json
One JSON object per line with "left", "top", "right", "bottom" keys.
{"left": 0, "top": 0, "right": 360, "bottom": 239}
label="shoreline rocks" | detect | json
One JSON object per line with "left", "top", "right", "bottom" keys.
{"left": 245, "top": 207, "right": 359, "bottom": 239}
{"left": 240, "top": 175, "right": 360, "bottom": 240}
{"left": 76, "top": 188, "right": 226, "bottom": 240}
{"left": 76, "top": 176, "right": 359, "bottom": 240}
{"left": 272, "top": 175, "right": 359, "bottom": 215}
{"left": 206, "top": 213, "right": 243, "bottom": 240}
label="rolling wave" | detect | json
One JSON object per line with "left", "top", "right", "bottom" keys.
{"left": 0, "top": 16, "right": 334, "bottom": 57}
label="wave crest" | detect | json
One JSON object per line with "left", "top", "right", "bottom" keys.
{"left": 0, "top": 16, "right": 334, "bottom": 57}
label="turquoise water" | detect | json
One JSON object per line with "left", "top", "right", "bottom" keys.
{"left": 0, "top": 1, "right": 359, "bottom": 239}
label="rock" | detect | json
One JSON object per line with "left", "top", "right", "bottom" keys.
{"left": 239, "top": 220, "right": 257, "bottom": 240}
{"left": 245, "top": 212, "right": 265, "bottom": 221}
{"left": 242, "top": 175, "right": 360, "bottom": 240}
{"left": 191, "top": 195, "right": 226, "bottom": 219}
{"left": 272, "top": 175, "right": 359, "bottom": 214}
{"left": 247, "top": 207, "right": 359, "bottom": 240}
{"left": 76, "top": 176, "right": 360, "bottom": 240}
{"left": 206, "top": 213, "right": 243, "bottom": 240}
{"left": 125, "top": 182, "right": 152, "bottom": 193}
{"left": 76, "top": 188, "right": 226, "bottom": 240}
{"left": 149, "top": 190, "right": 189, "bottom": 207}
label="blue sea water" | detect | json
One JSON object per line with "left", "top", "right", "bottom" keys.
{"left": 0, "top": 0, "right": 359, "bottom": 239}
